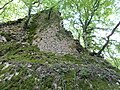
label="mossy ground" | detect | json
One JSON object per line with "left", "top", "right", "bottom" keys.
{"left": 0, "top": 41, "right": 120, "bottom": 90}
{"left": 0, "top": 9, "right": 120, "bottom": 90}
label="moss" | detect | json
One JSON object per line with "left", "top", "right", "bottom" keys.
{"left": 0, "top": 66, "right": 11, "bottom": 75}
{"left": 79, "top": 68, "right": 90, "bottom": 78}
{"left": 77, "top": 78, "right": 119, "bottom": 90}
{"left": 0, "top": 63, "right": 5, "bottom": 69}
{"left": 62, "top": 70, "right": 76, "bottom": 89}
{"left": 0, "top": 32, "right": 12, "bottom": 41}
{"left": 0, "top": 41, "right": 80, "bottom": 65}
{"left": 27, "top": 19, "right": 38, "bottom": 44}
{"left": 61, "top": 54, "right": 82, "bottom": 64}
{"left": 0, "top": 61, "right": 119, "bottom": 90}
{"left": 0, "top": 68, "right": 38, "bottom": 90}
{"left": 39, "top": 76, "right": 54, "bottom": 89}
{"left": 0, "top": 41, "right": 59, "bottom": 65}
{"left": 0, "top": 41, "right": 21, "bottom": 57}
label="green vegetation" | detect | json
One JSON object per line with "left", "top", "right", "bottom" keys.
{"left": 0, "top": 0, "right": 120, "bottom": 89}
{"left": 0, "top": 0, "right": 119, "bottom": 68}
{"left": 0, "top": 40, "right": 120, "bottom": 90}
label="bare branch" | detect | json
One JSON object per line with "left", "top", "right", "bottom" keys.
{"left": 97, "top": 21, "right": 120, "bottom": 56}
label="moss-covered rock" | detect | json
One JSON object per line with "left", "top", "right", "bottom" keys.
{"left": 0, "top": 41, "right": 120, "bottom": 90}
{"left": 0, "top": 9, "right": 120, "bottom": 90}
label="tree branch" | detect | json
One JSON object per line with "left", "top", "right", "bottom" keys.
{"left": 86, "top": 0, "right": 99, "bottom": 27}
{"left": 82, "top": 0, "right": 99, "bottom": 48}
{"left": 0, "top": 0, "right": 13, "bottom": 10}
{"left": 97, "top": 21, "right": 120, "bottom": 56}
{"left": 23, "top": 5, "right": 32, "bottom": 30}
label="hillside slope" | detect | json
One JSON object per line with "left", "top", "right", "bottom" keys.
{"left": 0, "top": 9, "right": 120, "bottom": 90}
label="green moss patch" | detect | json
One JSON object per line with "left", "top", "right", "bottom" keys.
{"left": 0, "top": 38, "right": 119, "bottom": 90}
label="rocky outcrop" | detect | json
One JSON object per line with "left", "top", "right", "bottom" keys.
{"left": 32, "top": 23, "right": 81, "bottom": 55}
{"left": 0, "top": 10, "right": 82, "bottom": 55}
{"left": 32, "top": 10, "right": 82, "bottom": 55}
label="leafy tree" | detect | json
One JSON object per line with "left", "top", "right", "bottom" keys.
{"left": 60, "top": 0, "right": 120, "bottom": 67}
